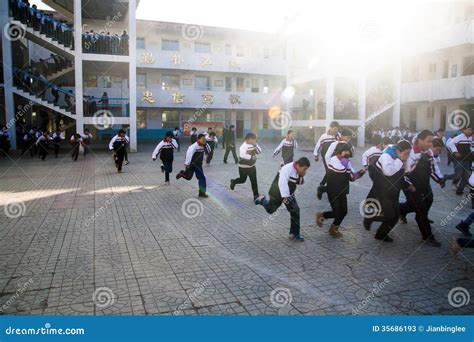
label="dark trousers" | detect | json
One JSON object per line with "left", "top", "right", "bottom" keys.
{"left": 320, "top": 160, "right": 328, "bottom": 187}
{"left": 323, "top": 192, "right": 348, "bottom": 226}
{"left": 457, "top": 237, "right": 474, "bottom": 248}
{"left": 71, "top": 145, "right": 79, "bottom": 161}
{"left": 175, "top": 138, "right": 180, "bottom": 152}
{"left": 179, "top": 164, "right": 206, "bottom": 193}
{"left": 206, "top": 145, "right": 215, "bottom": 164}
{"left": 232, "top": 166, "right": 259, "bottom": 198}
{"left": 53, "top": 143, "right": 60, "bottom": 157}
{"left": 224, "top": 145, "right": 238, "bottom": 163}
{"left": 453, "top": 159, "right": 471, "bottom": 194}
{"left": 261, "top": 196, "right": 300, "bottom": 236}
{"left": 38, "top": 145, "right": 48, "bottom": 160}
{"left": 283, "top": 156, "right": 294, "bottom": 165}
{"left": 400, "top": 190, "right": 434, "bottom": 240}
{"left": 21, "top": 141, "right": 33, "bottom": 157}
{"left": 115, "top": 152, "right": 125, "bottom": 171}
{"left": 162, "top": 160, "right": 173, "bottom": 182}
{"left": 374, "top": 198, "right": 400, "bottom": 238}
{"left": 83, "top": 144, "right": 90, "bottom": 156}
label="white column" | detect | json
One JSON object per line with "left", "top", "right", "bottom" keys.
{"left": 357, "top": 75, "right": 366, "bottom": 148}
{"left": 73, "top": 0, "right": 84, "bottom": 135}
{"left": 325, "top": 75, "right": 335, "bottom": 129}
{"left": 1, "top": 2, "right": 17, "bottom": 149}
{"left": 128, "top": 0, "right": 137, "bottom": 152}
{"left": 433, "top": 105, "right": 441, "bottom": 132}
{"left": 392, "top": 60, "right": 402, "bottom": 128}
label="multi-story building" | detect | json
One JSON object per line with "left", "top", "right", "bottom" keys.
{"left": 0, "top": 0, "right": 286, "bottom": 151}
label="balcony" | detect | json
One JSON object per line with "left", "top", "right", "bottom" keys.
{"left": 401, "top": 75, "right": 474, "bottom": 103}
{"left": 136, "top": 48, "right": 286, "bottom": 76}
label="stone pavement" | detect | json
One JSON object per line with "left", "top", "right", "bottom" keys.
{"left": 0, "top": 141, "right": 473, "bottom": 316}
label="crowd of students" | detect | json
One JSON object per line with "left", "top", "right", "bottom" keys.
{"left": 9, "top": 0, "right": 74, "bottom": 49}
{"left": 2, "top": 120, "right": 472, "bottom": 250}
{"left": 82, "top": 30, "right": 129, "bottom": 55}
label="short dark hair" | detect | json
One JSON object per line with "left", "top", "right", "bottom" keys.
{"left": 245, "top": 132, "right": 256, "bottom": 140}
{"left": 432, "top": 138, "right": 444, "bottom": 148}
{"left": 334, "top": 142, "right": 352, "bottom": 155}
{"left": 396, "top": 140, "right": 411, "bottom": 152}
{"left": 165, "top": 131, "right": 173, "bottom": 138}
{"left": 295, "top": 157, "right": 310, "bottom": 168}
{"left": 197, "top": 133, "right": 205, "bottom": 140}
{"left": 329, "top": 121, "right": 339, "bottom": 128}
{"left": 416, "top": 129, "right": 434, "bottom": 142}
{"left": 287, "top": 130, "right": 294, "bottom": 135}
{"left": 208, "top": 127, "right": 212, "bottom": 130}
{"left": 340, "top": 129, "right": 353, "bottom": 137}
{"left": 382, "top": 137, "right": 392, "bottom": 146}
{"left": 191, "top": 127, "right": 197, "bottom": 131}
{"left": 118, "top": 129, "right": 126, "bottom": 135}
{"left": 229, "top": 125, "right": 234, "bottom": 129}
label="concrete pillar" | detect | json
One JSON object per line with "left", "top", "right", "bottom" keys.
{"left": 392, "top": 60, "right": 402, "bottom": 128}
{"left": 1, "top": 2, "right": 17, "bottom": 149}
{"left": 433, "top": 105, "right": 441, "bottom": 132}
{"left": 73, "top": 0, "right": 84, "bottom": 135}
{"left": 325, "top": 75, "right": 335, "bottom": 129}
{"left": 357, "top": 75, "right": 366, "bottom": 148}
{"left": 128, "top": 0, "right": 137, "bottom": 152}
{"left": 231, "top": 111, "right": 237, "bottom": 128}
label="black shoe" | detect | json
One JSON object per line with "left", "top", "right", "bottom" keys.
{"left": 399, "top": 215, "right": 407, "bottom": 224}
{"left": 363, "top": 219, "right": 371, "bottom": 231}
{"left": 198, "top": 191, "right": 209, "bottom": 198}
{"left": 176, "top": 172, "right": 182, "bottom": 180}
{"left": 230, "top": 179, "right": 235, "bottom": 190}
{"left": 425, "top": 237, "right": 441, "bottom": 247}
{"left": 456, "top": 222, "right": 472, "bottom": 237}
{"left": 317, "top": 186, "right": 323, "bottom": 200}
{"left": 375, "top": 234, "right": 393, "bottom": 242}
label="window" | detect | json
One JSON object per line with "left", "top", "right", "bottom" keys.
{"left": 262, "top": 112, "right": 268, "bottom": 129}
{"left": 98, "top": 76, "right": 112, "bottom": 88}
{"left": 84, "top": 75, "right": 97, "bottom": 87}
{"left": 236, "top": 77, "right": 245, "bottom": 92}
{"left": 195, "top": 42, "right": 211, "bottom": 53}
{"left": 136, "top": 38, "right": 145, "bottom": 49}
{"left": 162, "top": 111, "right": 180, "bottom": 128}
{"left": 225, "top": 77, "right": 233, "bottom": 91}
{"left": 195, "top": 76, "right": 211, "bottom": 91}
{"left": 162, "top": 39, "right": 179, "bottom": 51}
{"left": 225, "top": 44, "right": 232, "bottom": 56}
{"left": 442, "top": 60, "right": 449, "bottom": 78}
{"left": 236, "top": 45, "right": 244, "bottom": 57}
{"left": 161, "top": 75, "right": 180, "bottom": 90}
{"left": 137, "top": 110, "right": 147, "bottom": 128}
{"left": 137, "top": 74, "right": 147, "bottom": 87}
{"left": 452, "top": 64, "right": 458, "bottom": 77}
{"left": 263, "top": 79, "right": 269, "bottom": 94}
{"left": 251, "top": 78, "right": 259, "bottom": 93}
{"left": 263, "top": 47, "right": 270, "bottom": 59}
{"left": 426, "top": 106, "right": 434, "bottom": 118}
{"left": 429, "top": 63, "right": 436, "bottom": 77}
{"left": 462, "top": 56, "right": 474, "bottom": 76}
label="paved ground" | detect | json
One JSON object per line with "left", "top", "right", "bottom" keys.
{"left": 0, "top": 140, "right": 473, "bottom": 316}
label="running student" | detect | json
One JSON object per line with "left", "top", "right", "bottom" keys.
{"left": 176, "top": 133, "right": 211, "bottom": 198}
{"left": 230, "top": 132, "right": 262, "bottom": 200}
{"left": 273, "top": 130, "right": 298, "bottom": 165}
{"left": 316, "top": 142, "right": 365, "bottom": 237}
{"left": 314, "top": 121, "right": 340, "bottom": 199}
{"left": 255, "top": 157, "right": 311, "bottom": 242}
{"left": 109, "top": 129, "right": 128, "bottom": 173}
{"left": 152, "top": 131, "right": 178, "bottom": 185}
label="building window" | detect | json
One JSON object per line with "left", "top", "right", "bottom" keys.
{"left": 84, "top": 75, "right": 97, "bottom": 87}
{"left": 263, "top": 79, "right": 269, "bottom": 94}
{"left": 137, "top": 110, "right": 147, "bottom": 128}
{"left": 162, "top": 111, "right": 180, "bottom": 128}
{"left": 262, "top": 112, "right": 268, "bottom": 129}
{"left": 98, "top": 76, "right": 112, "bottom": 88}
{"left": 236, "top": 45, "right": 244, "bottom": 57}
{"left": 426, "top": 106, "right": 434, "bottom": 118}
{"left": 263, "top": 47, "right": 270, "bottom": 59}
{"left": 462, "top": 56, "right": 474, "bottom": 76}
{"left": 162, "top": 39, "right": 179, "bottom": 51}
{"left": 251, "top": 78, "right": 259, "bottom": 93}
{"left": 137, "top": 74, "right": 147, "bottom": 88}
{"left": 225, "top": 44, "right": 232, "bottom": 56}
{"left": 236, "top": 77, "right": 245, "bottom": 92}
{"left": 225, "top": 77, "right": 233, "bottom": 91}
{"left": 136, "top": 38, "right": 145, "bottom": 49}
{"left": 161, "top": 75, "right": 180, "bottom": 90}
{"left": 195, "top": 76, "right": 211, "bottom": 91}
{"left": 452, "top": 64, "right": 458, "bottom": 77}
{"left": 195, "top": 42, "right": 211, "bottom": 53}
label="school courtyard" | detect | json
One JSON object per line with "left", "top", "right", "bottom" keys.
{"left": 0, "top": 142, "right": 473, "bottom": 316}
